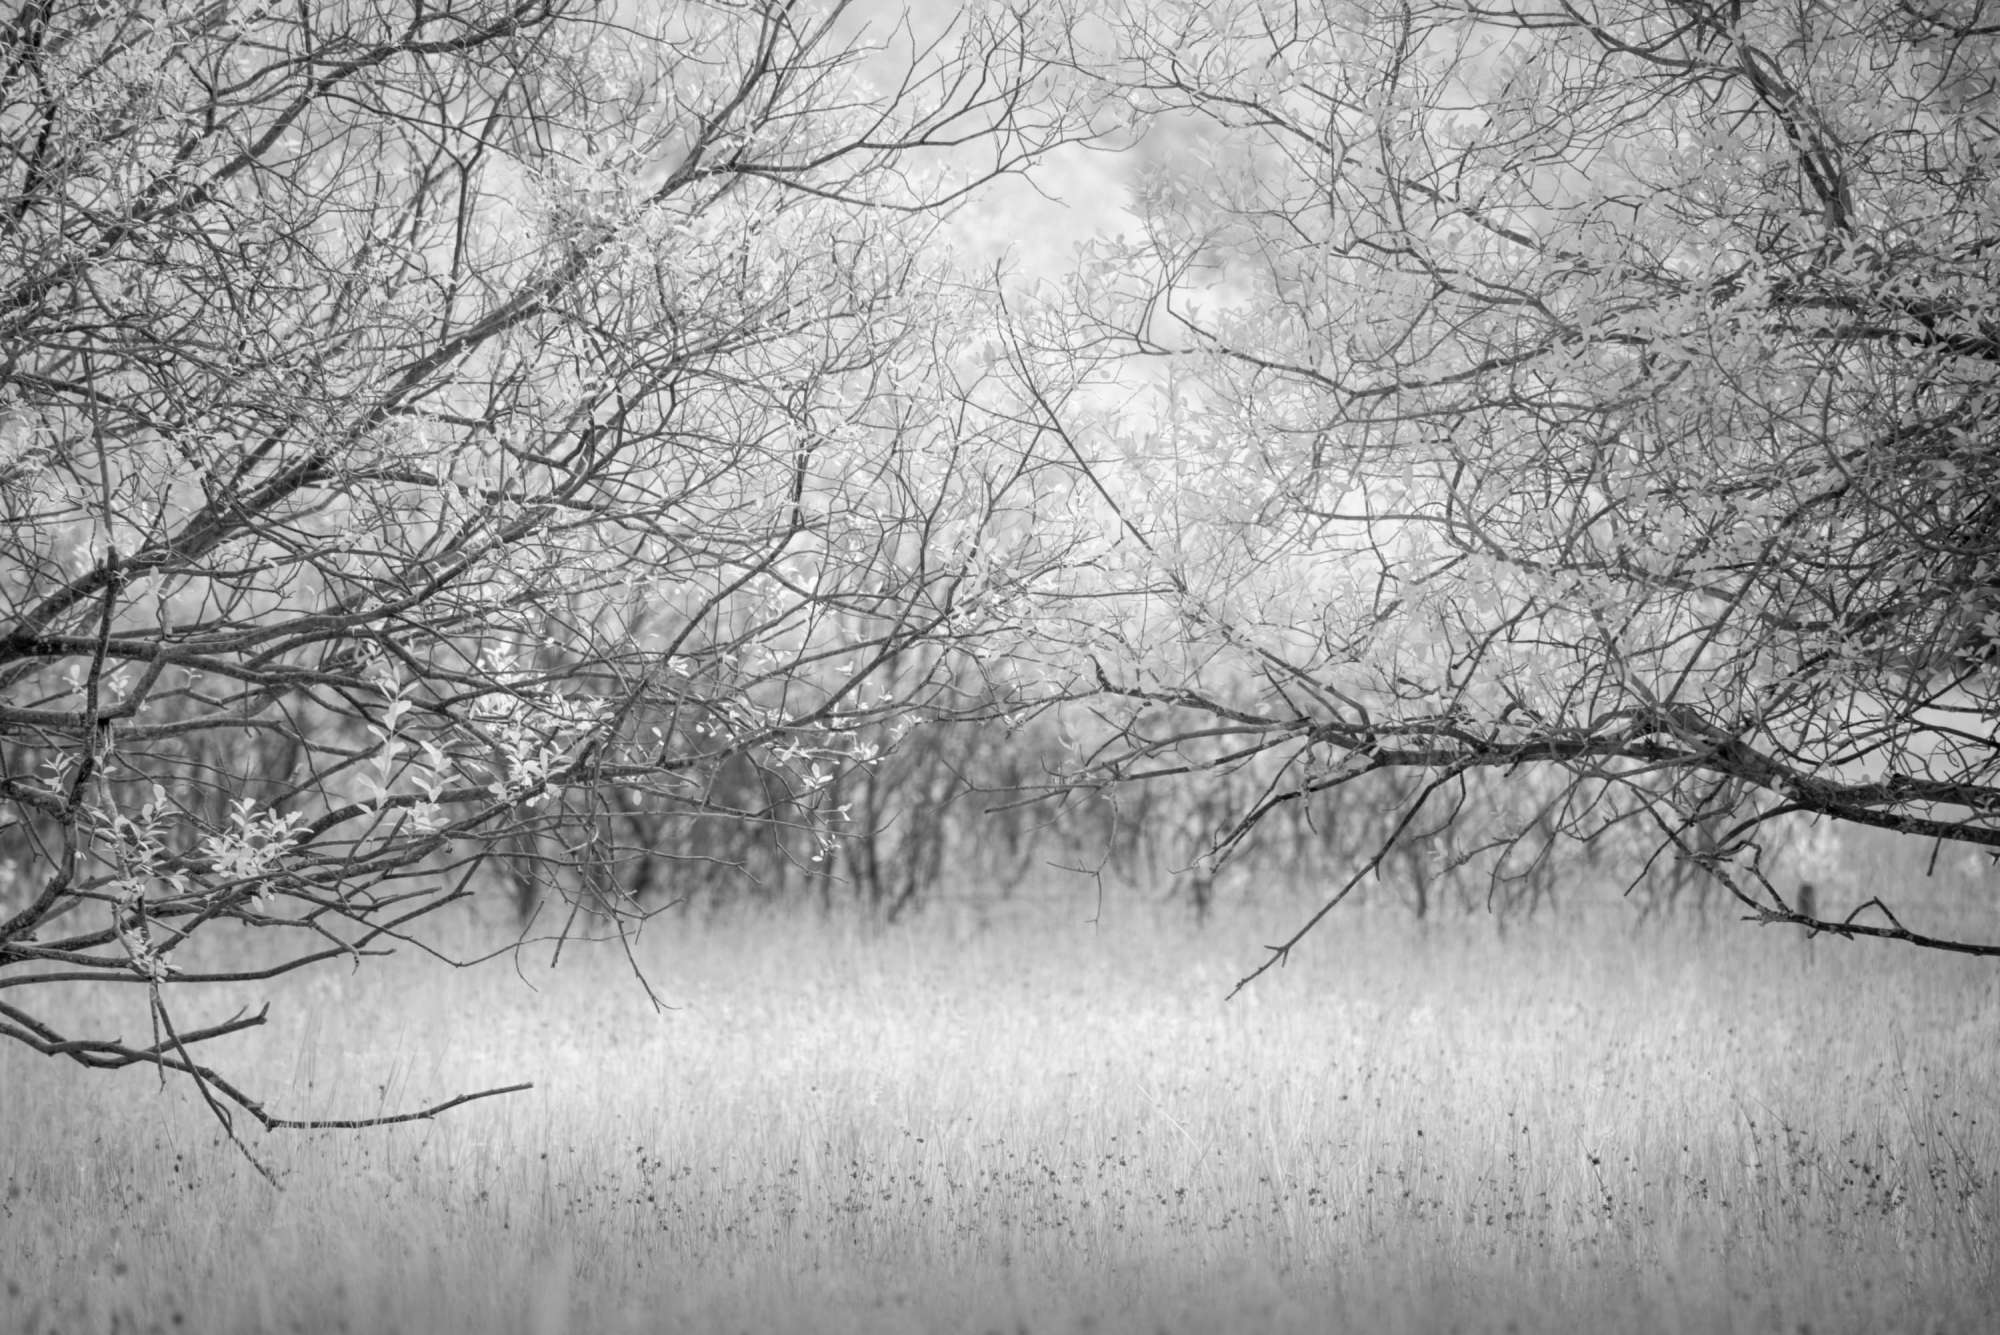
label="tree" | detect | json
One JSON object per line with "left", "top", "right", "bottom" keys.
{"left": 1037, "top": 0, "right": 2000, "bottom": 978}
{"left": 0, "top": 0, "right": 1093, "bottom": 1156}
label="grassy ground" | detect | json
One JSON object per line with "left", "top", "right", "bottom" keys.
{"left": 3, "top": 895, "right": 1997, "bottom": 1334}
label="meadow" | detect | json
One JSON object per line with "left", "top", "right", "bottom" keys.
{"left": 3, "top": 891, "right": 1997, "bottom": 1335}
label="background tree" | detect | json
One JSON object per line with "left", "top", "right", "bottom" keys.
{"left": 1037, "top": 0, "right": 2000, "bottom": 975}
{"left": 0, "top": 0, "right": 1092, "bottom": 1148}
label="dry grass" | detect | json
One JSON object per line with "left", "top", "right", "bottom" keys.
{"left": 3, "top": 895, "right": 1997, "bottom": 1334}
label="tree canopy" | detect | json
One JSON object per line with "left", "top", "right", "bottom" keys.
{"left": 0, "top": 0, "right": 1092, "bottom": 1141}
{"left": 2, "top": 0, "right": 1997, "bottom": 1135}
{"left": 1034, "top": 0, "right": 2000, "bottom": 978}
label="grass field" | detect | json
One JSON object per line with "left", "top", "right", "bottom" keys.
{"left": 3, "top": 894, "right": 1997, "bottom": 1334}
